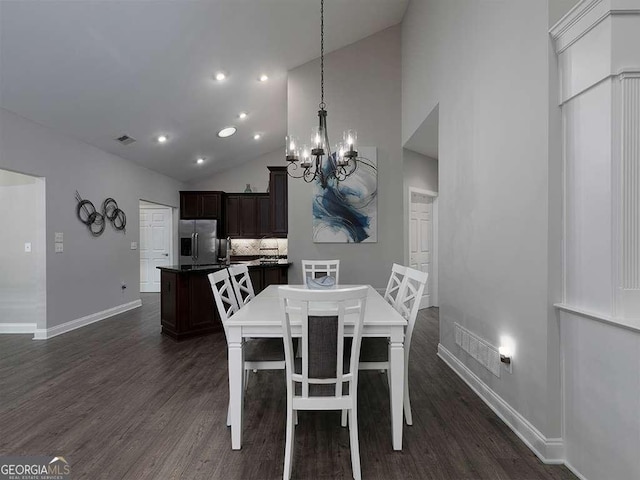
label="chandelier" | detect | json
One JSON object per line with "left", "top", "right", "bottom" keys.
{"left": 285, "top": 0, "right": 361, "bottom": 189}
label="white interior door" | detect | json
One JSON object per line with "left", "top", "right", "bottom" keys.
{"left": 140, "top": 204, "right": 172, "bottom": 293}
{"left": 409, "top": 192, "right": 432, "bottom": 308}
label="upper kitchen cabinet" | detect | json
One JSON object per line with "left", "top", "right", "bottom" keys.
{"left": 225, "top": 193, "right": 268, "bottom": 238}
{"left": 180, "top": 191, "right": 223, "bottom": 219}
{"left": 268, "top": 167, "right": 288, "bottom": 237}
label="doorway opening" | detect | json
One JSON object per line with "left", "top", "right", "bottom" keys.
{"left": 0, "top": 168, "right": 46, "bottom": 335}
{"left": 139, "top": 200, "right": 173, "bottom": 293}
{"left": 403, "top": 103, "right": 439, "bottom": 307}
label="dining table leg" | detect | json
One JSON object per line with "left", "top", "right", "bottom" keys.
{"left": 228, "top": 328, "right": 244, "bottom": 450}
{"left": 389, "top": 330, "right": 405, "bottom": 450}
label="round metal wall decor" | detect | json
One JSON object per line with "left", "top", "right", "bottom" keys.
{"left": 75, "top": 191, "right": 126, "bottom": 236}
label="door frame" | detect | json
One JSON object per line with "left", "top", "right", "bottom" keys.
{"left": 139, "top": 200, "right": 174, "bottom": 293}
{"left": 406, "top": 187, "right": 438, "bottom": 307}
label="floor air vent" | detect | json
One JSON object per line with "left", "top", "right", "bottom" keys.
{"left": 454, "top": 323, "right": 502, "bottom": 377}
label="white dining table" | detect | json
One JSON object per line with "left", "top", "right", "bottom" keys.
{"left": 225, "top": 284, "right": 407, "bottom": 451}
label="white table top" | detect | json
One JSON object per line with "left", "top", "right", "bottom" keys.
{"left": 227, "top": 284, "right": 407, "bottom": 329}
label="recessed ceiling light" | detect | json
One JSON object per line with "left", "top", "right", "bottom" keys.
{"left": 218, "top": 126, "right": 237, "bottom": 138}
{"left": 157, "top": 135, "right": 168, "bottom": 143}
{"left": 215, "top": 72, "right": 226, "bottom": 81}
{"left": 254, "top": 133, "right": 262, "bottom": 140}
{"left": 259, "top": 74, "right": 269, "bottom": 82}
{"left": 196, "top": 157, "right": 205, "bottom": 164}
{"left": 238, "top": 112, "right": 248, "bottom": 119}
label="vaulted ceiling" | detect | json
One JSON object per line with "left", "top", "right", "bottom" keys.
{"left": 0, "top": 0, "right": 408, "bottom": 182}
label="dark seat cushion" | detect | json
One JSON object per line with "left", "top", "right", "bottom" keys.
{"left": 343, "top": 337, "right": 389, "bottom": 363}
{"left": 244, "top": 338, "right": 285, "bottom": 362}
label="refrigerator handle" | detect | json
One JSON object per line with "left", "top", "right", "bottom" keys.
{"left": 194, "top": 232, "right": 199, "bottom": 260}
{"left": 191, "top": 233, "right": 196, "bottom": 261}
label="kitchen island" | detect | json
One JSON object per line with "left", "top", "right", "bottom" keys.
{"left": 157, "top": 260, "right": 290, "bottom": 341}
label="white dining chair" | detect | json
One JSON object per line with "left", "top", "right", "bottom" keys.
{"left": 279, "top": 285, "right": 368, "bottom": 480}
{"left": 355, "top": 267, "right": 428, "bottom": 426}
{"left": 301, "top": 259, "right": 340, "bottom": 286}
{"left": 228, "top": 264, "right": 255, "bottom": 307}
{"left": 208, "top": 269, "right": 285, "bottom": 425}
{"left": 383, "top": 263, "right": 408, "bottom": 308}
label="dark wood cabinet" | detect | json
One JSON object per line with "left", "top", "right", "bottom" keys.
{"left": 160, "top": 270, "right": 223, "bottom": 340}
{"left": 159, "top": 263, "right": 290, "bottom": 340}
{"left": 225, "top": 193, "right": 269, "bottom": 238}
{"left": 180, "top": 191, "right": 223, "bottom": 219}
{"left": 257, "top": 196, "right": 271, "bottom": 236}
{"left": 181, "top": 169, "right": 286, "bottom": 237}
{"left": 269, "top": 167, "right": 288, "bottom": 237}
{"left": 225, "top": 195, "right": 241, "bottom": 237}
{"left": 239, "top": 196, "right": 258, "bottom": 236}
{"left": 246, "top": 264, "right": 288, "bottom": 295}
{"left": 263, "top": 265, "right": 288, "bottom": 288}
{"left": 249, "top": 268, "right": 264, "bottom": 293}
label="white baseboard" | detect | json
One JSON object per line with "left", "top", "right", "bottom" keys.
{"left": 0, "top": 323, "right": 37, "bottom": 334}
{"left": 33, "top": 299, "right": 142, "bottom": 340}
{"left": 437, "top": 343, "right": 565, "bottom": 464}
{"left": 564, "top": 461, "right": 589, "bottom": 480}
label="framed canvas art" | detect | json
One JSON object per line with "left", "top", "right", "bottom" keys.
{"left": 313, "top": 146, "right": 377, "bottom": 243}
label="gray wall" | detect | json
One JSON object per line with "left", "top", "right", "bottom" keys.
{"left": 403, "top": 149, "right": 438, "bottom": 193}
{"left": 187, "top": 148, "right": 283, "bottom": 193}
{"left": 287, "top": 25, "right": 403, "bottom": 286}
{"left": 0, "top": 107, "right": 183, "bottom": 329}
{"left": 402, "top": 0, "right": 561, "bottom": 439}
{"left": 0, "top": 172, "right": 40, "bottom": 324}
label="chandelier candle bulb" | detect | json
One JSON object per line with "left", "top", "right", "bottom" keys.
{"left": 286, "top": 135, "right": 299, "bottom": 162}
{"left": 344, "top": 129, "right": 358, "bottom": 157}
{"left": 300, "top": 146, "right": 312, "bottom": 167}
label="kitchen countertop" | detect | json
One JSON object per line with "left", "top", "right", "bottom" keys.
{"left": 157, "top": 259, "right": 291, "bottom": 274}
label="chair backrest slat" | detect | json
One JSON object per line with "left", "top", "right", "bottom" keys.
{"left": 383, "top": 263, "right": 407, "bottom": 307}
{"left": 396, "top": 267, "right": 428, "bottom": 360}
{"left": 228, "top": 264, "right": 255, "bottom": 307}
{"left": 208, "top": 269, "right": 240, "bottom": 338}
{"left": 279, "top": 286, "right": 367, "bottom": 400}
{"left": 301, "top": 259, "right": 340, "bottom": 286}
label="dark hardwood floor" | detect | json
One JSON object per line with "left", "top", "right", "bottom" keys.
{"left": 0, "top": 294, "right": 575, "bottom": 479}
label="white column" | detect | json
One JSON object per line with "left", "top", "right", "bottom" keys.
{"left": 617, "top": 71, "right": 640, "bottom": 320}
{"left": 551, "top": 0, "right": 640, "bottom": 330}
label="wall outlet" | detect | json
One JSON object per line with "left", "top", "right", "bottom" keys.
{"left": 502, "top": 357, "right": 513, "bottom": 374}
{"left": 24, "top": 242, "right": 32, "bottom": 253}
{"left": 54, "top": 243, "right": 63, "bottom": 253}
{"left": 130, "top": 242, "right": 138, "bottom": 250}
{"left": 54, "top": 232, "right": 63, "bottom": 242}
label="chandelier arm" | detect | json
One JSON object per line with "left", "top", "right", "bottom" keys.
{"left": 286, "top": 162, "right": 310, "bottom": 179}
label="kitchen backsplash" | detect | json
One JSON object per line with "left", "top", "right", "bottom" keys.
{"left": 230, "top": 238, "right": 288, "bottom": 257}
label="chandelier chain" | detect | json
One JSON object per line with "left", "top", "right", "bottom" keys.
{"left": 320, "top": 0, "right": 325, "bottom": 109}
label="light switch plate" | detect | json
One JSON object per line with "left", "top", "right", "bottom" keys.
{"left": 55, "top": 243, "right": 63, "bottom": 253}
{"left": 130, "top": 242, "right": 138, "bottom": 250}
{"left": 24, "top": 242, "right": 32, "bottom": 253}
{"left": 54, "top": 232, "right": 63, "bottom": 242}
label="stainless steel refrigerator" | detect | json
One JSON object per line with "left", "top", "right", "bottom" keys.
{"left": 179, "top": 219, "right": 218, "bottom": 265}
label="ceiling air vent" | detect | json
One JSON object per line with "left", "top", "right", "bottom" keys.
{"left": 116, "top": 135, "right": 136, "bottom": 146}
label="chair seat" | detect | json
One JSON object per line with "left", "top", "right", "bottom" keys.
{"left": 245, "top": 338, "right": 285, "bottom": 362}
{"left": 344, "top": 337, "right": 389, "bottom": 363}
{"left": 359, "top": 337, "right": 389, "bottom": 363}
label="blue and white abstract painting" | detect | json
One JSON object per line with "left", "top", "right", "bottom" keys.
{"left": 313, "top": 146, "right": 377, "bottom": 243}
